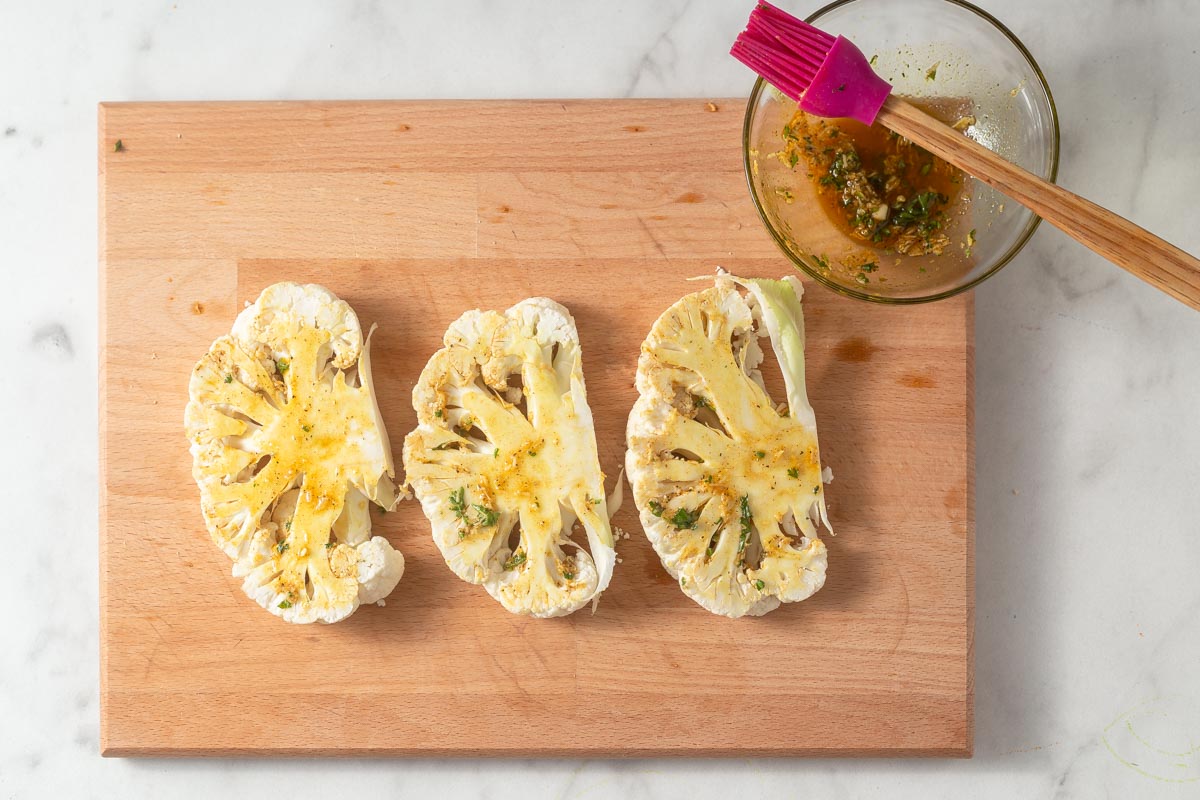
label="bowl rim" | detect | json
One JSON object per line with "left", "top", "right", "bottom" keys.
{"left": 741, "top": 0, "right": 1061, "bottom": 304}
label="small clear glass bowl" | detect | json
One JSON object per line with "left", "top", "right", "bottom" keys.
{"left": 743, "top": 0, "right": 1060, "bottom": 303}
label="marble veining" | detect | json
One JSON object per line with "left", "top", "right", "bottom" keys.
{"left": 2, "top": 0, "right": 1200, "bottom": 797}
{"left": 30, "top": 323, "right": 75, "bottom": 359}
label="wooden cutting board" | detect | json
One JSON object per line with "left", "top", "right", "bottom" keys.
{"left": 99, "top": 100, "right": 973, "bottom": 757}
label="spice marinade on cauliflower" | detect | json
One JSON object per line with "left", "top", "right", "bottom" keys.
{"left": 403, "top": 297, "right": 616, "bottom": 618}
{"left": 626, "top": 273, "right": 831, "bottom": 618}
{"left": 184, "top": 282, "right": 404, "bottom": 624}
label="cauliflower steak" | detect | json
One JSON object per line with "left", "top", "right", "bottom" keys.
{"left": 403, "top": 298, "right": 616, "bottom": 618}
{"left": 626, "top": 274, "right": 831, "bottom": 618}
{"left": 185, "top": 282, "right": 404, "bottom": 623}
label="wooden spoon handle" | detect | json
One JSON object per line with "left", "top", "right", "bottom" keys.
{"left": 876, "top": 95, "right": 1200, "bottom": 311}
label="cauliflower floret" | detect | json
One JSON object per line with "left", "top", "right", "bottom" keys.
{"left": 403, "top": 297, "right": 616, "bottom": 618}
{"left": 184, "top": 282, "right": 404, "bottom": 624}
{"left": 625, "top": 274, "right": 830, "bottom": 618}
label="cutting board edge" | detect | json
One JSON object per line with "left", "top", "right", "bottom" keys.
{"left": 100, "top": 744, "right": 973, "bottom": 759}
{"left": 965, "top": 289, "right": 977, "bottom": 758}
{"left": 98, "top": 99, "right": 113, "bottom": 760}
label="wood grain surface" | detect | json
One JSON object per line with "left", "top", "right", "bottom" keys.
{"left": 99, "top": 100, "right": 974, "bottom": 757}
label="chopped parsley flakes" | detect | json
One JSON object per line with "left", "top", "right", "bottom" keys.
{"left": 473, "top": 504, "right": 498, "bottom": 527}
{"left": 450, "top": 486, "right": 497, "bottom": 528}
{"left": 738, "top": 495, "right": 753, "bottom": 553}
{"left": 449, "top": 487, "right": 468, "bottom": 521}
{"left": 669, "top": 506, "right": 700, "bottom": 531}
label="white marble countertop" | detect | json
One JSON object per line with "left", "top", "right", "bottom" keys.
{"left": 4, "top": 0, "right": 1200, "bottom": 796}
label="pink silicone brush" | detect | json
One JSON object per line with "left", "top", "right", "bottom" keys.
{"left": 731, "top": 1, "right": 1200, "bottom": 311}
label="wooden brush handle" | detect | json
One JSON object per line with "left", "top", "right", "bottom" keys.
{"left": 876, "top": 95, "right": 1200, "bottom": 311}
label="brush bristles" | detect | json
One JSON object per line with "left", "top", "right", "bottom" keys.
{"left": 730, "top": 1, "right": 837, "bottom": 100}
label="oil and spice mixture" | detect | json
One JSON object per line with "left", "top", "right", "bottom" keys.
{"left": 779, "top": 108, "right": 976, "bottom": 258}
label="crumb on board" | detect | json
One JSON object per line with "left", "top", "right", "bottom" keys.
{"left": 705, "top": 101, "right": 719, "bottom": 112}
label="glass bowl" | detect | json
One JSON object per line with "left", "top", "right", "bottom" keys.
{"left": 743, "top": 0, "right": 1060, "bottom": 303}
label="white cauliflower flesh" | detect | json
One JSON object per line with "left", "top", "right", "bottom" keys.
{"left": 626, "top": 274, "right": 831, "bottom": 618}
{"left": 184, "top": 282, "right": 404, "bottom": 624}
{"left": 403, "top": 298, "right": 616, "bottom": 618}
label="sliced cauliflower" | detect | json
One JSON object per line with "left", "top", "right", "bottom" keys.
{"left": 184, "top": 282, "right": 404, "bottom": 624}
{"left": 403, "top": 298, "right": 616, "bottom": 618}
{"left": 626, "top": 274, "right": 831, "bottom": 618}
